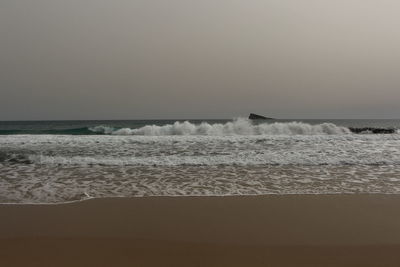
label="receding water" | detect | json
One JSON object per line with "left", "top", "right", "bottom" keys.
{"left": 1, "top": 118, "right": 400, "bottom": 203}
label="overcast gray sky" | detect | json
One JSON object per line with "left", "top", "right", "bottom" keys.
{"left": 1, "top": 0, "right": 400, "bottom": 120}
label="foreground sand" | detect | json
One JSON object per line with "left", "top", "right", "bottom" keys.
{"left": 1, "top": 195, "right": 400, "bottom": 266}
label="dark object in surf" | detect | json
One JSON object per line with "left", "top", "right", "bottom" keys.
{"left": 249, "top": 113, "right": 274, "bottom": 120}
{"left": 349, "top": 127, "right": 396, "bottom": 134}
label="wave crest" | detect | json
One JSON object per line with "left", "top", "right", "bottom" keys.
{"left": 90, "top": 119, "right": 351, "bottom": 136}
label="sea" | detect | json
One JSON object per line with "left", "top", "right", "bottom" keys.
{"left": 1, "top": 118, "right": 400, "bottom": 204}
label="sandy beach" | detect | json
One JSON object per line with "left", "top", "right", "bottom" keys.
{"left": 1, "top": 194, "right": 400, "bottom": 266}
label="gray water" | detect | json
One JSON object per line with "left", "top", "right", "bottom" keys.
{"left": 1, "top": 118, "right": 400, "bottom": 203}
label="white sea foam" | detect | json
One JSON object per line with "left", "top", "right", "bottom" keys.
{"left": 89, "top": 125, "right": 115, "bottom": 134}
{"left": 2, "top": 164, "right": 400, "bottom": 204}
{"left": 2, "top": 133, "right": 400, "bottom": 167}
{"left": 27, "top": 152, "right": 400, "bottom": 166}
{"left": 2, "top": 127, "right": 400, "bottom": 203}
{"left": 90, "top": 119, "right": 351, "bottom": 136}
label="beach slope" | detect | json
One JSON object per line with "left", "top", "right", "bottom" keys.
{"left": 1, "top": 195, "right": 400, "bottom": 266}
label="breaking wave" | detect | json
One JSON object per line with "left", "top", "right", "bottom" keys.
{"left": 90, "top": 119, "right": 351, "bottom": 136}
{"left": 0, "top": 119, "right": 397, "bottom": 136}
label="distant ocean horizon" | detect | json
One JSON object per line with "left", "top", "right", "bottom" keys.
{"left": 1, "top": 118, "right": 400, "bottom": 204}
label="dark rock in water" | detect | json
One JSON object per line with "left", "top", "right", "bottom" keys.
{"left": 349, "top": 127, "right": 396, "bottom": 134}
{"left": 249, "top": 113, "right": 273, "bottom": 120}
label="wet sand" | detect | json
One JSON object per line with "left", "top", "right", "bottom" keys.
{"left": 1, "top": 195, "right": 400, "bottom": 266}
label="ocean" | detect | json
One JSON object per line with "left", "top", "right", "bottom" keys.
{"left": 1, "top": 118, "right": 400, "bottom": 204}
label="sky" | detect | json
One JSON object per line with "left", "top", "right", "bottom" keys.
{"left": 1, "top": 0, "right": 400, "bottom": 120}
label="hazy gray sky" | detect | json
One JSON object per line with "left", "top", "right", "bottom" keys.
{"left": 1, "top": 0, "right": 400, "bottom": 120}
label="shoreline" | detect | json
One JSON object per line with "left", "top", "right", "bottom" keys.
{"left": 2, "top": 194, "right": 400, "bottom": 266}
{"left": 1, "top": 192, "right": 400, "bottom": 206}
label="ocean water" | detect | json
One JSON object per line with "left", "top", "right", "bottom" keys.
{"left": 1, "top": 118, "right": 400, "bottom": 204}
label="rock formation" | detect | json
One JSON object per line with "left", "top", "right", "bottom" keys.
{"left": 248, "top": 113, "right": 273, "bottom": 120}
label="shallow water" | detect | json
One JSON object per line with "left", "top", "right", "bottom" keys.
{"left": 1, "top": 118, "right": 400, "bottom": 203}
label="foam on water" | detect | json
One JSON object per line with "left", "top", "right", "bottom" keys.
{"left": 90, "top": 119, "right": 351, "bottom": 136}
{"left": 1, "top": 120, "right": 400, "bottom": 203}
{"left": 2, "top": 133, "right": 400, "bottom": 166}
{"left": 1, "top": 119, "right": 397, "bottom": 136}
{"left": 1, "top": 165, "right": 400, "bottom": 204}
